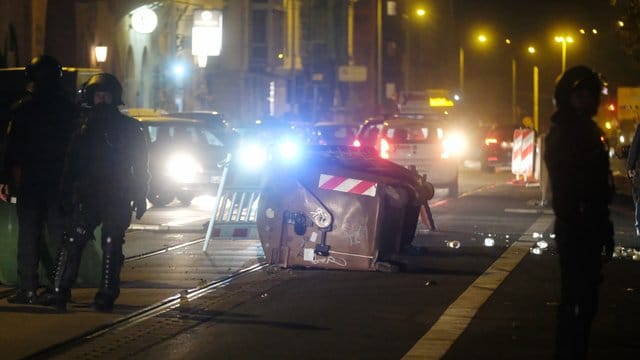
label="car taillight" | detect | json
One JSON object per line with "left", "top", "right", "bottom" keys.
{"left": 485, "top": 137, "right": 498, "bottom": 146}
{"left": 353, "top": 139, "right": 361, "bottom": 147}
{"left": 380, "top": 138, "right": 390, "bottom": 159}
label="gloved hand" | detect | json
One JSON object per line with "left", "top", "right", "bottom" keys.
{"left": 132, "top": 198, "right": 147, "bottom": 220}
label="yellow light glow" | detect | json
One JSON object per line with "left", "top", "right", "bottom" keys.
{"left": 579, "top": 29, "right": 586, "bottom": 34}
{"left": 277, "top": 53, "right": 284, "bottom": 59}
{"left": 505, "top": 38, "right": 511, "bottom": 45}
{"left": 416, "top": 8, "right": 426, "bottom": 17}
{"left": 429, "top": 97, "right": 454, "bottom": 107}
{"left": 605, "top": 121, "right": 612, "bottom": 130}
{"left": 528, "top": 46, "right": 536, "bottom": 54}
{"left": 478, "top": 34, "right": 488, "bottom": 43}
{"left": 592, "top": 28, "right": 598, "bottom": 34}
{"left": 618, "top": 20, "right": 625, "bottom": 27}
{"left": 555, "top": 36, "right": 574, "bottom": 44}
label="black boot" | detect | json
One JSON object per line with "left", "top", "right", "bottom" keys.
{"left": 93, "top": 291, "right": 115, "bottom": 312}
{"left": 93, "top": 245, "right": 123, "bottom": 313}
{"left": 50, "top": 242, "right": 82, "bottom": 312}
{"left": 7, "top": 289, "right": 37, "bottom": 304}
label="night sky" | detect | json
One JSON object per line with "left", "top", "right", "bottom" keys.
{"left": 440, "top": 0, "right": 640, "bottom": 125}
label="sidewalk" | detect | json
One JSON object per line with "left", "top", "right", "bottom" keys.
{"left": 0, "top": 232, "right": 264, "bottom": 360}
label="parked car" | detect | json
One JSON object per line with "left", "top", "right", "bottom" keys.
{"left": 353, "top": 113, "right": 463, "bottom": 196}
{"left": 168, "top": 111, "right": 239, "bottom": 147}
{"left": 133, "top": 115, "right": 229, "bottom": 206}
{"left": 480, "top": 124, "right": 519, "bottom": 172}
{"left": 168, "top": 111, "right": 228, "bottom": 129}
{"left": 311, "top": 121, "right": 359, "bottom": 146}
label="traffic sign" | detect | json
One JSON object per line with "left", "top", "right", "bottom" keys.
{"left": 338, "top": 65, "right": 367, "bottom": 82}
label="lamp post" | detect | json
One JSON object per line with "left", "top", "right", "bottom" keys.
{"left": 458, "top": 33, "right": 487, "bottom": 95}
{"left": 403, "top": 5, "right": 427, "bottom": 91}
{"left": 376, "top": 0, "right": 383, "bottom": 108}
{"left": 554, "top": 35, "right": 574, "bottom": 73}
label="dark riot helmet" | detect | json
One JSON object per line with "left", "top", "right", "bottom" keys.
{"left": 553, "top": 65, "right": 603, "bottom": 110}
{"left": 25, "top": 55, "right": 63, "bottom": 87}
{"left": 83, "top": 73, "right": 124, "bottom": 106}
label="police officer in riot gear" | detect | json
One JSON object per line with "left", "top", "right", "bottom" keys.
{"left": 544, "top": 65, "right": 615, "bottom": 359}
{"left": 52, "top": 73, "right": 150, "bottom": 312}
{"left": 0, "top": 55, "right": 78, "bottom": 304}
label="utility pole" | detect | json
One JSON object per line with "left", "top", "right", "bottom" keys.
{"left": 376, "top": 0, "right": 383, "bottom": 110}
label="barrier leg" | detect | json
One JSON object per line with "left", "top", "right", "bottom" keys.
{"left": 203, "top": 154, "right": 232, "bottom": 252}
{"left": 419, "top": 204, "right": 436, "bottom": 230}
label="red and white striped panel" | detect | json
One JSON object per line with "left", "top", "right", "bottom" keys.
{"left": 318, "top": 174, "right": 378, "bottom": 197}
{"left": 511, "top": 129, "right": 523, "bottom": 175}
{"left": 520, "top": 129, "right": 535, "bottom": 177}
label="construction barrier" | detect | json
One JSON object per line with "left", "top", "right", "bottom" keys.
{"left": 511, "top": 128, "right": 536, "bottom": 181}
{"left": 203, "top": 153, "right": 263, "bottom": 251}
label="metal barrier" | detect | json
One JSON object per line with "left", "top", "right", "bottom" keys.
{"left": 203, "top": 153, "right": 262, "bottom": 251}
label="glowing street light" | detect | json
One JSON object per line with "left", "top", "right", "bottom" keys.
{"left": 618, "top": 20, "right": 625, "bottom": 28}
{"left": 527, "top": 46, "right": 536, "bottom": 54}
{"left": 459, "top": 33, "right": 491, "bottom": 93}
{"left": 415, "top": 8, "right": 426, "bottom": 17}
{"left": 554, "top": 35, "right": 574, "bottom": 73}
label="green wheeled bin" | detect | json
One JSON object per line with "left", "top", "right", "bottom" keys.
{"left": 0, "top": 201, "right": 103, "bottom": 287}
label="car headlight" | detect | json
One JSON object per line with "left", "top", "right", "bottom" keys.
{"left": 166, "top": 152, "right": 203, "bottom": 182}
{"left": 441, "top": 132, "right": 467, "bottom": 159}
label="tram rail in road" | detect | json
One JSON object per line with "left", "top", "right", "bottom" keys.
{"left": 0, "top": 237, "right": 209, "bottom": 301}
{"left": 27, "top": 262, "right": 268, "bottom": 359}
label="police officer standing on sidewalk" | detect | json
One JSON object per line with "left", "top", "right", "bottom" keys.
{"left": 544, "top": 65, "right": 615, "bottom": 359}
{"left": 51, "top": 73, "right": 150, "bottom": 312}
{"left": 0, "top": 55, "right": 78, "bottom": 304}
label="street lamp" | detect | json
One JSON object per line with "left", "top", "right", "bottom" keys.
{"left": 459, "top": 33, "right": 489, "bottom": 94}
{"left": 402, "top": 6, "right": 428, "bottom": 91}
{"left": 554, "top": 35, "right": 574, "bottom": 73}
{"left": 94, "top": 45, "right": 108, "bottom": 63}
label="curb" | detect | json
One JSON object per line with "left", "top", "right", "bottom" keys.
{"left": 128, "top": 223, "right": 206, "bottom": 232}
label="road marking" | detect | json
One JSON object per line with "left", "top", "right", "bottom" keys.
{"left": 402, "top": 214, "right": 554, "bottom": 360}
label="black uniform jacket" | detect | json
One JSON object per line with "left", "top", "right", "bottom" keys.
{"left": 1, "top": 91, "right": 78, "bottom": 189}
{"left": 60, "top": 105, "right": 150, "bottom": 204}
{"left": 544, "top": 109, "right": 613, "bottom": 227}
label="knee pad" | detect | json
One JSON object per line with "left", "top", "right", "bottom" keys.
{"left": 65, "top": 224, "right": 92, "bottom": 246}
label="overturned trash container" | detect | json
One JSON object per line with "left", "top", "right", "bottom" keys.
{"left": 257, "top": 145, "right": 434, "bottom": 271}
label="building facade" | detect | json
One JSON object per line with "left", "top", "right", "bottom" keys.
{"left": 1, "top": 0, "right": 433, "bottom": 126}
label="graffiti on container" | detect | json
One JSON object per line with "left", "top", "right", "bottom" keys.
{"left": 343, "top": 222, "right": 367, "bottom": 247}
{"left": 312, "top": 255, "right": 347, "bottom": 267}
